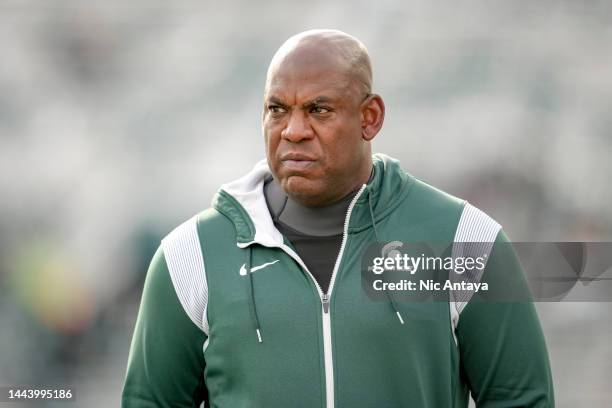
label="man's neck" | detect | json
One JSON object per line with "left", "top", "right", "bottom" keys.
{"left": 264, "top": 167, "right": 375, "bottom": 236}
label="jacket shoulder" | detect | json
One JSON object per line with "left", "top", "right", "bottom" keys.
{"left": 159, "top": 207, "right": 239, "bottom": 333}
{"left": 159, "top": 207, "right": 233, "bottom": 336}
{"left": 195, "top": 207, "right": 241, "bottom": 244}
{"left": 409, "top": 176, "right": 466, "bottom": 211}
{"left": 163, "top": 207, "right": 237, "bottom": 243}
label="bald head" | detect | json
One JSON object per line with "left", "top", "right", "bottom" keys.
{"left": 262, "top": 29, "right": 385, "bottom": 207}
{"left": 265, "top": 29, "right": 373, "bottom": 97}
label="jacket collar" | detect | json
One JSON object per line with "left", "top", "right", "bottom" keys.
{"left": 212, "top": 153, "right": 416, "bottom": 246}
{"left": 212, "top": 158, "right": 281, "bottom": 247}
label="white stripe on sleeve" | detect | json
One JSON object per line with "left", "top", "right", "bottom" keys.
{"left": 449, "top": 203, "right": 501, "bottom": 337}
{"left": 161, "top": 216, "right": 209, "bottom": 335}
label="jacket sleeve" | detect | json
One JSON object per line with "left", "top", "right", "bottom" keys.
{"left": 455, "top": 230, "right": 555, "bottom": 407}
{"left": 122, "top": 246, "right": 207, "bottom": 407}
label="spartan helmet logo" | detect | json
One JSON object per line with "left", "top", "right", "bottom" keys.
{"left": 381, "top": 241, "right": 403, "bottom": 260}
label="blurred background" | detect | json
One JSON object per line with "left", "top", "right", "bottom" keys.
{"left": 0, "top": 0, "right": 610, "bottom": 406}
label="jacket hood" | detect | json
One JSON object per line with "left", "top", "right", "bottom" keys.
{"left": 212, "top": 153, "right": 416, "bottom": 247}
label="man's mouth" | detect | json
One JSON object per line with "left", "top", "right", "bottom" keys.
{"left": 281, "top": 159, "right": 315, "bottom": 171}
{"left": 279, "top": 153, "right": 317, "bottom": 171}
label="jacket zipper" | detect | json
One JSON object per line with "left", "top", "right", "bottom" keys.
{"left": 320, "top": 184, "right": 367, "bottom": 408}
{"left": 273, "top": 184, "right": 367, "bottom": 408}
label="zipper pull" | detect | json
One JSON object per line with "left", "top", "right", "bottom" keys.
{"left": 322, "top": 294, "right": 330, "bottom": 314}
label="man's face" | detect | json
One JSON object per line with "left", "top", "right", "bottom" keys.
{"left": 263, "top": 53, "right": 367, "bottom": 206}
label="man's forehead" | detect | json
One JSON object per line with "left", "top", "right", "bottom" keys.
{"left": 267, "top": 46, "right": 352, "bottom": 82}
{"left": 264, "top": 30, "right": 372, "bottom": 102}
{"left": 264, "top": 73, "right": 354, "bottom": 104}
{"left": 265, "top": 56, "right": 356, "bottom": 101}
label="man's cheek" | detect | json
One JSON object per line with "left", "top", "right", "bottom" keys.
{"left": 264, "top": 132, "right": 280, "bottom": 153}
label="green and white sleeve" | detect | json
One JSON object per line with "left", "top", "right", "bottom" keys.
{"left": 122, "top": 217, "right": 208, "bottom": 407}
{"left": 455, "top": 227, "right": 555, "bottom": 407}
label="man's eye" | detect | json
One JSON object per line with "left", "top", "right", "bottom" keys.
{"left": 268, "top": 105, "right": 286, "bottom": 114}
{"left": 311, "top": 106, "right": 330, "bottom": 114}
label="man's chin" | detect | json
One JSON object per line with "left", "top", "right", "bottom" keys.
{"left": 281, "top": 177, "right": 329, "bottom": 207}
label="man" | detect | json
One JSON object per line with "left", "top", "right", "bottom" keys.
{"left": 122, "top": 29, "right": 554, "bottom": 407}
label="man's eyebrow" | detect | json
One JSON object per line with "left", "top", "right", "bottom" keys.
{"left": 266, "top": 96, "right": 286, "bottom": 106}
{"left": 308, "top": 96, "right": 334, "bottom": 105}
{"left": 265, "top": 95, "right": 336, "bottom": 107}
{"left": 302, "top": 96, "right": 336, "bottom": 108}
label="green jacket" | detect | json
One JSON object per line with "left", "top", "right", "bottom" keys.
{"left": 122, "top": 153, "right": 554, "bottom": 407}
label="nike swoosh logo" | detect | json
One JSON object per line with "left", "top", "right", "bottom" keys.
{"left": 239, "top": 260, "right": 280, "bottom": 276}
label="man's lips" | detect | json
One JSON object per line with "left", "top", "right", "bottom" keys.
{"left": 279, "top": 153, "right": 317, "bottom": 171}
{"left": 279, "top": 152, "right": 316, "bottom": 161}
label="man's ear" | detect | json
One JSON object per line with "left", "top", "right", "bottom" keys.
{"left": 361, "top": 94, "right": 385, "bottom": 141}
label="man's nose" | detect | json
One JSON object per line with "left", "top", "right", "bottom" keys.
{"left": 281, "top": 110, "right": 314, "bottom": 143}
